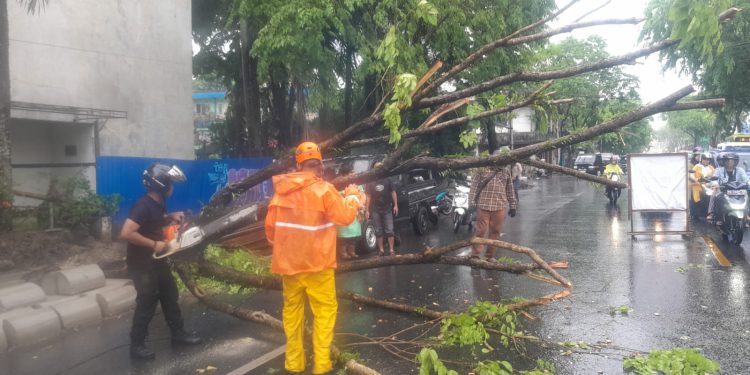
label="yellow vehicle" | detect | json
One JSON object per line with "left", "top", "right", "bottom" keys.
{"left": 727, "top": 134, "right": 750, "bottom": 142}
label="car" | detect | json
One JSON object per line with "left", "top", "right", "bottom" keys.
{"left": 574, "top": 154, "right": 596, "bottom": 174}
{"left": 323, "top": 155, "right": 444, "bottom": 253}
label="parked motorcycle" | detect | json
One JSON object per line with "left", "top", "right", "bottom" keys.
{"left": 451, "top": 183, "right": 473, "bottom": 233}
{"left": 605, "top": 173, "right": 622, "bottom": 205}
{"left": 710, "top": 178, "right": 749, "bottom": 245}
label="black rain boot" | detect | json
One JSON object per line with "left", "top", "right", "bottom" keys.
{"left": 130, "top": 342, "right": 155, "bottom": 360}
{"left": 171, "top": 329, "right": 203, "bottom": 345}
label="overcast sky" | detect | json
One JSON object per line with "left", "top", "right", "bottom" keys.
{"left": 551, "top": 0, "right": 693, "bottom": 128}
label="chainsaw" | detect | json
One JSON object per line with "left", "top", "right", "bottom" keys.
{"left": 153, "top": 204, "right": 259, "bottom": 259}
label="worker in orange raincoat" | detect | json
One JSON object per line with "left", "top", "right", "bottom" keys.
{"left": 265, "top": 141, "right": 363, "bottom": 375}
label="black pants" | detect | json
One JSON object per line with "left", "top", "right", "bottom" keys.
{"left": 129, "top": 260, "right": 184, "bottom": 344}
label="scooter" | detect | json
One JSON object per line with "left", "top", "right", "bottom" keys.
{"left": 710, "top": 178, "right": 749, "bottom": 245}
{"left": 605, "top": 173, "right": 622, "bottom": 205}
{"left": 451, "top": 183, "right": 473, "bottom": 233}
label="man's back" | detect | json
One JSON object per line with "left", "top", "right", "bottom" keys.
{"left": 265, "top": 171, "right": 358, "bottom": 275}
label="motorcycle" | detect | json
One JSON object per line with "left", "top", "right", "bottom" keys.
{"left": 434, "top": 191, "right": 454, "bottom": 216}
{"left": 451, "top": 183, "right": 473, "bottom": 233}
{"left": 605, "top": 173, "right": 622, "bottom": 205}
{"left": 710, "top": 178, "right": 749, "bottom": 245}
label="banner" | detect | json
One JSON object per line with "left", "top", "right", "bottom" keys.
{"left": 629, "top": 154, "right": 687, "bottom": 211}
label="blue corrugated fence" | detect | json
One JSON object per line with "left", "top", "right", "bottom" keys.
{"left": 96, "top": 156, "right": 274, "bottom": 226}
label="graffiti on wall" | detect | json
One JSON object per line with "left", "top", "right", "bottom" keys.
{"left": 208, "top": 162, "right": 273, "bottom": 206}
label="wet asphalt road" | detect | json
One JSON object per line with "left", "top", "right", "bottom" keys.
{"left": 4, "top": 175, "right": 750, "bottom": 374}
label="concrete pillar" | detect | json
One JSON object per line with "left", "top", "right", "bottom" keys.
{"left": 95, "top": 285, "right": 137, "bottom": 317}
{"left": 3, "top": 308, "right": 61, "bottom": 348}
{"left": 55, "top": 265, "right": 106, "bottom": 295}
{"left": 46, "top": 296, "right": 102, "bottom": 329}
{"left": 0, "top": 283, "right": 46, "bottom": 311}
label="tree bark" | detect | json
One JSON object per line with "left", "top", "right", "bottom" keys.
{"left": 0, "top": 0, "right": 13, "bottom": 230}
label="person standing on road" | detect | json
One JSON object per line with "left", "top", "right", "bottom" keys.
{"left": 336, "top": 163, "right": 365, "bottom": 260}
{"left": 119, "top": 164, "right": 202, "bottom": 360}
{"left": 469, "top": 150, "right": 518, "bottom": 260}
{"left": 365, "top": 163, "right": 399, "bottom": 256}
{"left": 265, "top": 142, "right": 362, "bottom": 375}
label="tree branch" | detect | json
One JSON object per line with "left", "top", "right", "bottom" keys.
{"left": 520, "top": 158, "right": 628, "bottom": 188}
{"left": 416, "top": 39, "right": 675, "bottom": 109}
{"left": 348, "top": 83, "right": 552, "bottom": 148}
{"left": 416, "top": 13, "right": 644, "bottom": 99}
{"left": 338, "top": 86, "right": 699, "bottom": 186}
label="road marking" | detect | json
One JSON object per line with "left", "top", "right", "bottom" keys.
{"left": 702, "top": 235, "right": 732, "bottom": 267}
{"left": 226, "top": 344, "right": 286, "bottom": 375}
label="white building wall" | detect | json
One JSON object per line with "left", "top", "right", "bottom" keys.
{"left": 7, "top": 0, "right": 193, "bottom": 159}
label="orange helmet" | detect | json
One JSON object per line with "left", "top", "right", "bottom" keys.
{"left": 295, "top": 141, "right": 322, "bottom": 164}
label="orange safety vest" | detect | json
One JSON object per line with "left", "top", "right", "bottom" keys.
{"left": 265, "top": 171, "right": 359, "bottom": 275}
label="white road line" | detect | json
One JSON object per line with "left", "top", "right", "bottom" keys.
{"left": 226, "top": 345, "right": 287, "bottom": 375}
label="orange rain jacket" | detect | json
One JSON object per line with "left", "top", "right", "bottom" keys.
{"left": 265, "top": 171, "right": 360, "bottom": 275}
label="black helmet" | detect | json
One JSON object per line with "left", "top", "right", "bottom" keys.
{"left": 692, "top": 146, "right": 703, "bottom": 154}
{"left": 719, "top": 152, "right": 739, "bottom": 163}
{"left": 143, "top": 164, "right": 186, "bottom": 194}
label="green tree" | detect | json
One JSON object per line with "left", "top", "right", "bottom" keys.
{"left": 194, "top": 0, "right": 556, "bottom": 156}
{"left": 663, "top": 108, "right": 717, "bottom": 148}
{"left": 536, "top": 36, "right": 650, "bottom": 157}
{"left": 642, "top": 0, "right": 750, "bottom": 135}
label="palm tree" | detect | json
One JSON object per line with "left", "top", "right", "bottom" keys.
{"left": 0, "top": 0, "right": 47, "bottom": 229}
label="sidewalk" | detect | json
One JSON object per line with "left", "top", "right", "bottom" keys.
{"left": 0, "top": 291, "right": 284, "bottom": 375}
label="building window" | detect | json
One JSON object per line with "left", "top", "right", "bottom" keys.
{"left": 65, "top": 145, "right": 77, "bottom": 157}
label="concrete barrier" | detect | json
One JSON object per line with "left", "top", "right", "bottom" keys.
{"left": 0, "top": 324, "right": 5, "bottom": 352}
{"left": 47, "top": 295, "right": 102, "bottom": 329}
{"left": 3, "top": 308, "right": 61, "bottom": 347}
{"left": 95, "top": 284, "right": 137, "bottom": 317}
{"left": 0, "top": 308, "right": 30, "bottom": 352}
{"left": 0, "top": 283, "right": 46, "bottom": 311}
{"left": 55, "top": 265, "right": 106, "bottom": 295}
{"left": 39, "top": 272, "right": 59, "bottom": 295}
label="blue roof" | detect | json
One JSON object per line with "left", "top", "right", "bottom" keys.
{"left": 193, "top": 91, "right": 226, "bottom": 100}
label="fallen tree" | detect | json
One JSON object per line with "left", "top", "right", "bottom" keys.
{"left": 182, "top": 1, "right": 735, "bottom": 373}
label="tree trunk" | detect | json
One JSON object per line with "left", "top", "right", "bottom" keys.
{"left": 0, "top": 0, "right": 13, "bottom": 231}
{"left": 270, "top": 79, "right": 292, "bottom": 147}
{"left": 344, "top": 46, "right": 354, "bottom": 128}
{"left": 240, "top": 20, "right": 263, "bottom": 156}
{"left": 485, "top": 120, "right": 498, "bottom": 153}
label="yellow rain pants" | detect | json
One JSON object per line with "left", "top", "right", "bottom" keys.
{"left": 282, "top": 269, "right": 337, "bottom": 374}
